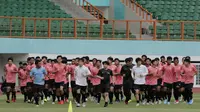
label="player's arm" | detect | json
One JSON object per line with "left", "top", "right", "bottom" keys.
{"left": 4, "top": 66, "right": 7, "bottom": 77}
{"left": 192, "top": 66, "right": 197, "bottom": 76}
{"left": 131, "top": 67, "right": 135, "bottom": 80}
{"left": 95, "top": 69, "right": 104, "bottom": 80}
{"left": 12, "top": 66, "right": 19, "bottom": 73}
{"left": 120, "top": 66, "right": 126, "bottom": 77}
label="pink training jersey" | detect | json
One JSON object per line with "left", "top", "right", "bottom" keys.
{"left": 114, "top": 65, "right": 123, "bottom": 85}
{"left": 162, "top": 64, "right": 175, "bottom": 84}
{"left": 4, "top": 64, "right": 18, "bottom": 83}
{"left": 42, "top": 63, "right": 51, "bottom": 80}
{"left": 90, "top": 66, "right": 101, "bottom": 86}
{"left": 48, "top": 64, "right": 55, "bottom": 80}
{"left": 146, "top": 66, "right": 159, "bottom": 85}
{"left": 53, "top": 63, "right": 68, "bottom": 83}
{"left": 181, "top": 64, "right": 197, "bottom": 84}
{"left": 18, "top": 69, "right": 27, "bottom": 87}
{"left": 26, "top": 64, "right": 35, "bottom": 83}
{"left": 108, "top": 64, "right": 117, "bottom": 84}
{"left": 85, "top": 63, "right": 93, "bottom": 81}
{"left": 69, "top": 64, "right": 77, "bottom": 81}
{"left": 174, "top": 64, "right": 182, "bottom": 82}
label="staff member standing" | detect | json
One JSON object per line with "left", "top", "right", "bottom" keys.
{"left": 30, "top": 60, "right": 47, "bottom": 107}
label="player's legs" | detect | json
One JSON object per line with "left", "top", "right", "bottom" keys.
{"left": 21, "top": 86, "right": 27, "bottom": 102}
{"left": 75, "top": 85, "right": 81, "bottom": 106}
{"left": 134, "top": 85, "right": 140, "bottom": 106}
{"left": 63, "top": 83, "right": 69, "bottom": 102}
{"left": 123, "top": 82, "right": 131, "bottom": 104}
{"left": 184, "top": 83, "right": 193, "bottom": 104}
{"left": 114, "top": 85, "right": 120, "bottom": 102}
{"left": 27, "top": 82, "right": 33, "bottom": 103}
{"left": 109, "top": 84, "right": 114, "bottom": 104}
{"left": 81, "top": 86, "right": 87, "bottom": 107}
{"left": 103, "top": 84, "right": 109, "bottom": 107}
{"left": 173, "top": 82, "right": 181, "bottom": 104}
{"left": 6, "top": 83, "right": 12, "bottom": 103}
{"left": 43, "top": 81, "right": 49, "bottom": 102}
{"left": 71, "top": 81, "right": 77, "bottom": 101}
{"left": 10, "top": 83, "right": 16, "bottom": 102}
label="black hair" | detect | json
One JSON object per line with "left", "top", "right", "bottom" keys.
{"left": 97, "top": 60, "right": 102, "bottom": 63}
{"left": 107, "top": 57, "right": 114, "bottom": 61}
{"left": 79, "top": 58, "right": 84, "bottom": 62}
{"left": 62, "top": 57, "right": 68, "bottom": 64}
{"left": 27, "top": 57, "right": 31, "bottom": 61}
{"left": 92, "top": 58, "right": 97, "bottom": 61}
{"left": 145, "top": 58, "right": 151, "bottom": 62}
{"left": 160, "top": 56, "right": 165, "bottom": 59}
{"left": 185, "top": 56, "right": 191, "bottom": 61}
{"left": 19, "top": 62, "right": 23, "bottom": 65}
{"left": 114, "top": 58, "right": 120, "bottom": 62}
{"left": 23, "top": 63, "right": 27, "bottom": 66}
{"left": 184, "top": 59, "right": 190, "bottom": 63}
{"left": 42, "top": 56, "right": 47, "bottom": 60}
{"left": 30, "top": 57, "right": 35, "bottom": 60}
{"left": 103, "top": 61, "right": 109, "bottom": 65}
{"left": 76, "top": 57, "right": 80, "bottom": 60}
{"left": 85, "top": 56, "right": 90, "bottom": 61}
{"left": 155, "top": 58, "right": 159, "bottom": 61}
{"left": 8, "top": 57, "right": 13, "bottom": 62}
{"left": 35, "top": 59, "right": 41, "bottom": 65}
{"left": 174, "top": 57, "right": 179, "bottom": 61}
{"left": 151, "top": 59, "right": 156, "bottom": 64}
{"left": 125, "top": 58, "right": 131, "bottom": 63}
{"left": 47, "top": 59, "right": 52, "bottom": 62}
{"left": 135, "top": 58, "right": 142, "bottom": 63}
{"left": 52, "top": 59, "right": 57, "bottom": 63}
{"left": 36, "top": 56, "right": 40, "bottom": 59}
{"left": 167, "top": 56, "right": 172, "bottom": 60}
{"left": 128, "top": 57, "right": 133, "bottom": 61}
{"left": 57, "top": 55, "right": 62, "bottom": 59}
{"left": 142, "top": 55, "right": 147, "bottom": 58}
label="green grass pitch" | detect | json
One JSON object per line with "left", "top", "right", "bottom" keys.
{"left": 0, "top": 94, "right": 200, "bottom": 112}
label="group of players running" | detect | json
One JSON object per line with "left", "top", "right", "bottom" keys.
{"left": 3, "top": 55, "right": 197, "bottom": 107}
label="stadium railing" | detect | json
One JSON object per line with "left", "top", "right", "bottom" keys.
{"left": 72, "top": 0, "right": 104, "bottom": 19}
{"left": 0, "top": 16, "right": 199, "bottom": 41}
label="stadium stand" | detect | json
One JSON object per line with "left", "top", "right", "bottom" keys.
{"left": 135, "top": 0, "right": 200, "bottom": 40}
{"left": 0, "top": 0, "right": 136, "bottom": 38}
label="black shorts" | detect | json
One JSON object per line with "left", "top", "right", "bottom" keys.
{"left": 180, "top": 82, "right": 185, "bottom": 87}
{"left": 93, "top": 85, "right": 101, "bottom": 93}
{"left": 45, "top": 80, "right": 49, "bottom": 85}
{"left": 87, "top": 80, "right": 92, "bottom": 88}
{"left": 157, "top": 78, "right": 162, "bottom": 86}
{"left": 64, "top": 83, "right": 69, "bottom": 90}
{"left": 75, "top": 85, "right": 87, "bottom": 94}
{"left": 114, "top": 85, "right": 122, "bottom": 90}
{"left": 173, "top": 81, "right": 182, "bottom": 89}
{"left": 33, "top": 84, "right": 44, "bottom": 94}
{"left": 101, "top": 84, "right": 110, "bottom": 93}
{"left": 55, "top": 81, "right": 64, "bottom": 89}
{"left": 20, "top": 86, "right": 26, "bottom": 92}
{"left": 146, "top": 85, "right": 157, "bottom": 91}
{"left": 133, "top": 84, "right": 146, "bottom": 91}
{"left": 110, "top": 83, "right": 114, "bottom": 87}
{"left": 164, "top": 82, "right": 173, "bottom": 89}
{"left": 6, "top": 83, "right": 15, "bottom": 89}
{"left": 48, "top": 79, "right": 55, "bottom": 88}
{"left": 71, "top": 81, "right": 76, "bottom": 88}
{"left": 184, "top": 83, "right": 193, "bottom": 90}
{"left": 27, "top": 82, "right": 33, "bottom": 87}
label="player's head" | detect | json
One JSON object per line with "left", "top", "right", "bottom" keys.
{"left": 23, "top": 63, "right": 27, "bottom": 69}
{"left": 35, "top": 59, "right": 42, "bottom": 68}
{"left": 47, "top": 59, "right": 52, "bottom": 63}
{"left": 75, "top": 57, "right": 80, "bottom": 65}
{"left": 182, "top": 57, "right": 185, "bottom": 64}
{"left": 184, "top": 58, "right": 191, "bottom": 66}
{"left": 35, "top": 56, "right": 40, "bottom": 60}
{"left": 51, "top": 59, "right": 56, "bottom": 65}
{"left": 167, "top": 56, "right": 172, "bottom": 64}
{"left": 30, "top": 57, "right": 35, "bottom": 64}
{"left": 151, "top": 59, "right": 157, "bottom": 66}
{"left": 173, "top": 57, "right": 179, "bottom": 65}
{"left": 72, "top": 59, "right": 75, "bottom": 65}
{"left": 57, "top": 55, "right": 63, "bottom": 63}
{"left": 155, "top": 58, "right": 160, "bottom": 66}
{"left": 141, "top": 55, "right": 147, "bottom": 62}
{"left": 125, "top": 58, "right": 132, "bottom": 66}
{"left": 62, "top": 57, "right": 67, "bottom": 64}
{"left": 145, "top": 58, "right": 151, "bottom": 65}
{"left": 19, "top": 62, "right": 23, "bottom": 67}
{"left": 136, "top": 57, "right": 142, "bottom": 65}
{"left": 83, "top": 56, "right": 89, "bottom": 63}
{"left": 114, "top": 58, "right": 120, "bottom": 65}
{"left": 103, "top": 61, "right": 109, "bottom": 69}
{"left": 96, "top": 60, "right": 102, "bottom": 67}
{"left": 160, "top": 56, "right": 166, "bottom": 63}
{"left": 78, "top": 58, "right": 84, "bottom": 66}
{"left": 27, "top": 57, "right": 31, "bottom": 63}
{"left": 7, "top": 57, "right": 13, "bottom": 65}
{"left": 128, "top": 57, "right": 133, "bottom": 63}
{"left": 42, "top": 56, "right": 48, "bottom": 63}
{"left": 107, "top": 57, "right": 113, "bottom": 65}
{"left": 92, "top": 58, "right": 97, "bottom": 65}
